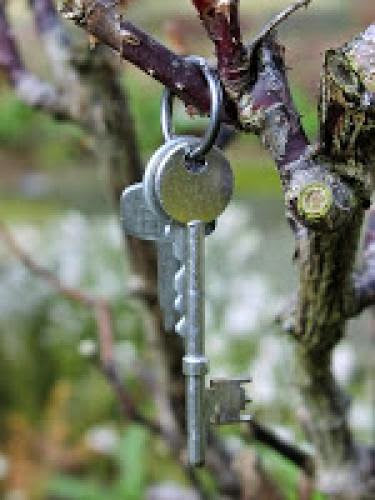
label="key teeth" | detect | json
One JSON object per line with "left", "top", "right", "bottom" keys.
{"left": 175, "top": 265, "right": 185, "bottom": 293}
{"left": 175, "top": 317, "right": 186, "bottom": 336}
{"left": 174, "top": 260, "right": 186, "bottom": 336}
{"left": 175, "top": 295, "right": 184, "bottom": 314}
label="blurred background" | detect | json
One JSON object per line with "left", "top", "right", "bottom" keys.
{"left": 0, "top": 1, "right": 373, "bottom": 498}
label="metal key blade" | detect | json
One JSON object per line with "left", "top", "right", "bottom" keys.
{"left": 157, "top": 238, "right": 178, "bottom": 332}
{"left": 121, "top": 183, "right": 179, "bottom": 332}
{"left": 182, "top": 220, "right": 208, "bottom": 466}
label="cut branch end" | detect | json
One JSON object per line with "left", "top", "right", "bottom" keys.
{"left": 297, "top": 183, "right": 333, "bottom": 222}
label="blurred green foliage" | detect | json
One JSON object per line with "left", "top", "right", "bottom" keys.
{"left": 0, "top": 90, "right": 86, "bottom": 168}
{"left": 49, "top": 425, "right": 149, "bottom": 500}
{"left": 291, "top": 86, "right": 318, "bottom": 141}
{"left": 256, "top": 445, "right": 326, "bottom": 500}
{"left": 0, "top": 91, "right": 34, "bottom": 146}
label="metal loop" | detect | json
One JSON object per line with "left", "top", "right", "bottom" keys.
{"left": 160, "top": 55, "right": 222, "bottom": 160}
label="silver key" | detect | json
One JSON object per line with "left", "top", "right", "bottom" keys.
{"left": 122, "top": 52, "right": 251, "bottom": 467}
{"left": 141, "top": 139, "right": 218, "bottom": 336}
{"left": 120, "top": 178, "right": 177, "bottom": 332}
{"left": 123, "top": 135, "right": 250, "bottom": 467}
{"left": 121, "top": 139, "right": 210, "bottom": 334}
{"left": 152, "top": 136, "right": 233, "bottom": 465}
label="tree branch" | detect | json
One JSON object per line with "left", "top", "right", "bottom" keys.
{"left": 241, "top": 37, "right": 309, "bottom": 166}
{"left": 285, "top": 26, "right": 375, "bottom": 495}
{"left": 244, "top": 420, "right": 314, "bottom": 476}
{"left": 191, "top": 0, "right": 249, "bottom": 97}
{"left": 60, "top": 0, "right": 220, "bottom": 116}
{"left": 0, "top": 221, "right": 162, "bottom": 432}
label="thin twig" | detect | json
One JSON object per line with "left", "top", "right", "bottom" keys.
{"left": 244, "top": 420, "right": 315, "bottom": 476}
{"left": 192, "top": 0, "right": 250, "bottom": 95}
{"left": 60, "top": 0, "right": 216, "bottom": 116}
{"left": 249, "top": 0, "right": 313, "bottom": 51}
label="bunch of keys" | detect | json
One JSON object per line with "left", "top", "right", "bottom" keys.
{"left": 121, "top": 56, "right": 251, "bottom": 466}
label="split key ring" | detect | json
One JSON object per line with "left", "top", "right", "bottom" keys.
{"left": 160, "top": 55, "right": 223, "bottom": 161}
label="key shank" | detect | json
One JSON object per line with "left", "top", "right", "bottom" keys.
{"left": 183, "top": 220, "right": 208, "bottom": 466}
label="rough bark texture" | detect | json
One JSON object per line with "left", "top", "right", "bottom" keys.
{"left": 1, "top": 0, "right": 375, "bottom": 497}
{"left": 291, "top": 25, "right": 375, "bottom": 498}
{"left": 355, "top": 208, "right": 375, "bottom": 313}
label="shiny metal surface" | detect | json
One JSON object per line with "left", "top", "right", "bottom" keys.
{"left": 182, "top": 221, "right": 208, "bottom": 466}
{"left": 143, "top": 138, "right": 182, "bottom": 219}
{"left": 120, "top": 183, "right": 167, "bottom": 240}
{"left": 120, "top": 182, "right": 178, "bottom": 332}
{"left": 160, "top": 56, "right": 222, "bottom": 160}
{"left": 171, "top": 223, "right": 187, "bottom": 337}
{"left": 122, "top": 110, "right": 251, "bottom": 466}
{"left": 157, "top": 239, "right": 178, "bottom": 332}
{"left": 156, "top": 137, "right": 233, "bottom": 224}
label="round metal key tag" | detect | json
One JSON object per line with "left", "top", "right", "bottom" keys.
{"left": 154, "top": 136, "right": 233, "bottom": 224}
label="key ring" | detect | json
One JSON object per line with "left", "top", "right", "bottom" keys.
{"left": 160, "top": 55, "right": 222, "bottom": 160}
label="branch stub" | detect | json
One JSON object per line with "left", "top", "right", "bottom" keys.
{"left": 297, "top": 183, "right": 333, "bottom": 222}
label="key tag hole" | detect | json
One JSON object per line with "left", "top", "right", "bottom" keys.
{"left": 184, "top": 151, "right": 207, "bottom": 173}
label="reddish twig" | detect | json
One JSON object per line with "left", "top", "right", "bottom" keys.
{"left": 60, "top": 0, "right": 216, "bottom": 116}
{"left": 0, "top": 221, "right": 95, "bottom": 306}
{"left": 192, "top": 0, "right": 249, "bottom": 96}
{"left": 244, "top": 38, "right": 309, "bottom": 168}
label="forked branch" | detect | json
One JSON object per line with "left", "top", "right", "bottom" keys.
{"left": 192, "top": 0, "right": 249, "bottom": 97}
